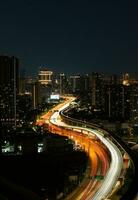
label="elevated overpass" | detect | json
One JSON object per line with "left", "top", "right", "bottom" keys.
{"left": 36, "top": 96, "right": 137, "bottom": 199}
{"left": 45, "top": 96, "right": 131, "bottom": 200}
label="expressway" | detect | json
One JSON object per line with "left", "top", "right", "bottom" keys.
{"left": 47, "top": 121, "right": 111, "bottom": 200}
{"left": 37, "top": 97, "right": 125, "bottom": 200}
{"left": 57, "top": 129, "right": 109, "bottom": 200}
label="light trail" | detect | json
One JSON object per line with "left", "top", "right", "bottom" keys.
{"left": 87, "top": 129, "right": 123, "bottom": 200}
{"left": 48, "top": 97, "right": 124, "bottom": 200}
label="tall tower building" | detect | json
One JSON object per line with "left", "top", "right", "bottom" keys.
{"left": 69, "top": 75, "right": 81, "bottom": 94}
{"left": 59, "top": 73, "right": 68, "bottom": 95}
{"left": 0, "top": 55, "right": 19, "bottom": 126}
{"left": 105, "top": 83, "right": 130, "bottom": 121}
{"left": 38, "top": 68, "right": 53, "bottom": 103}
{"left": 130, "top": 84, "right": 138, "bottom": 125}
{"left": 89, "top": 73, "right": 105, "bottom": 110}
{"left": 38, "top": 68, "right": 53, "bottom": 85}
{"left": 19, "top": 69, "right": 25, "bottom": 95}
{"left": 32, "top": 81, "right": 40, "bottom": 109}
{"left": 122, "top": 73, "right": 130, "bottom": 86}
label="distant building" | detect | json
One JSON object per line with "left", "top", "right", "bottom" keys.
{"left": 130, "top": 84, "right": 138, "bottom": 125}
{"left": 19, "top": 69, "right": 25, "bottom": 95}
{"left": 80, "top": 74, "right": 90, "bottom": 93}
{"left": 0, "top": 55, "right": 19, "bottom": 126}
{"left": 67, "top": 74, "right": 90, "bottom": 95}
{"left": 89, "top": 72, "right": 105, "bottom": 110}
{"left": 121, "top": 73, "right": 138, "bottom": 124}
{"left": 24, "top": 76, "right": 33, "bottom": 95}
{"left": 69, "top": 75, "right": 81, "bottom": 94}
{"left": 122, "top": 73, "right": 130, "bottom": 86}
{"left": 122, "top": 73, "right": 138, "bottom": 85}
{"left": 109, "top": 74, "right": 119, "bottom": 85}
{"left": 37, "top": 68, "right": 53, "bottom": 103}
{"left": 105, "top": 84, "right": 130, "bottom": 121}
{"left": 32, "top": 81, "right": 40, "bottom": 108}
{"left": 59, "top": 73, "right": 68, "bottom": 95}
{"left": 38, "top": 68, "right": 53, "bottom": 85}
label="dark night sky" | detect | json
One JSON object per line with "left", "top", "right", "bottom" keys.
{"left": 0, "top": 0, "right": 138, "bottom": 76}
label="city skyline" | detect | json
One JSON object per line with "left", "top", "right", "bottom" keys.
{"left": 0, "top": 0, "right": 138, "bottom": 75}
{"left": 0, "top": 54, "right": 138, "bottom": 198}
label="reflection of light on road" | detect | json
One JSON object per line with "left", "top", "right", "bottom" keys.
{"left": 89, "top": 129, "right": 123, "bottom": 200}
{"left": 42, "top": 96, "right": 124, "bottom": 200}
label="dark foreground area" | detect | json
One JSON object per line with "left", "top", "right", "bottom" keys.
{"left": 0, "top": 133, "right": 88, "bottom": 200}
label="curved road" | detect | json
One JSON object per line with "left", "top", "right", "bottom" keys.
{"left": 38, "top": 97, "right": 124, "bottom": 200}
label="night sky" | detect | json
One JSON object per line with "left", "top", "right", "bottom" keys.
{"left": 0, "top": 0, "right": 138, "bottom": 76}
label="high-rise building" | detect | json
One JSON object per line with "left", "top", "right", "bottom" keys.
{"left": 69, "top": 75, "right": 81, "bottom": 94}
{"left": 79, "top": 74, "right": 90, "bottom": 93}
{"left": 38, "top": 68, "right": 53, "bottom": 103}
{"left": 19, "top": 69, "right": 25, "bottom": 95}
{"left": 38, "top": 68, "right": 53, "bottom": 85}
{"left": 130, "top": 84, "right": 138, "bottom": 125}
{"left": 122, "top": 73, "right": 130, "bottom": 86}
{"left": 89, "top": 73, "right": 105, "bottom": 110}
{"left": 0, "top": 55, "right": 19, "bottom": 126}
{"left": 59, "top": 73, "right": 69, "bottom": 95}
{"left": 104, "top": 84, "right": 130, "bottom": 121}
{"left": 32, "top": 81, "right": 40, "bottom": 109}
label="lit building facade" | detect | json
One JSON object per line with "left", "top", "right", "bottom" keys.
{"left": 79, "top": 74, "right": 90, "bottom": 93}
{"left": 104, "top": 83, "right": 130, "bottom": 121}
{"left": 69, "top": 75, "right": 81, "bottom": 94}
{"left": 0, "top": 55, "right": 19, "bottom": 126}
{"left": 89, "top": 72, "right": 105, "bottom": 111}
{"left": 37, "top": 68, "right": 53, "bottom": 103}
{"left": 19, "top": 69, "right": 25, "bottom": 95}
{"left": 122, "top": 73, "right": 130, "bottom": 86}
{"left": 130, "top": 84, "right": 138, "bottom": 125}
{"left": 38, "top": 69, "right": 53, "bottom": 85}
{"left": 59, "top": 73, "right": 68, "bottom": 95}
{"left": 32, "top": 81, "right": 40, "bottom": 108}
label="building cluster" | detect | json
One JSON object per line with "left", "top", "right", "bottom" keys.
{"left": 0, "top": 55, "right": 138, "bottom": 127}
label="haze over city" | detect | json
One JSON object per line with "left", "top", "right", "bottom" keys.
{"left": 0, "top": 0, "right": 138, "bottom": 75}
